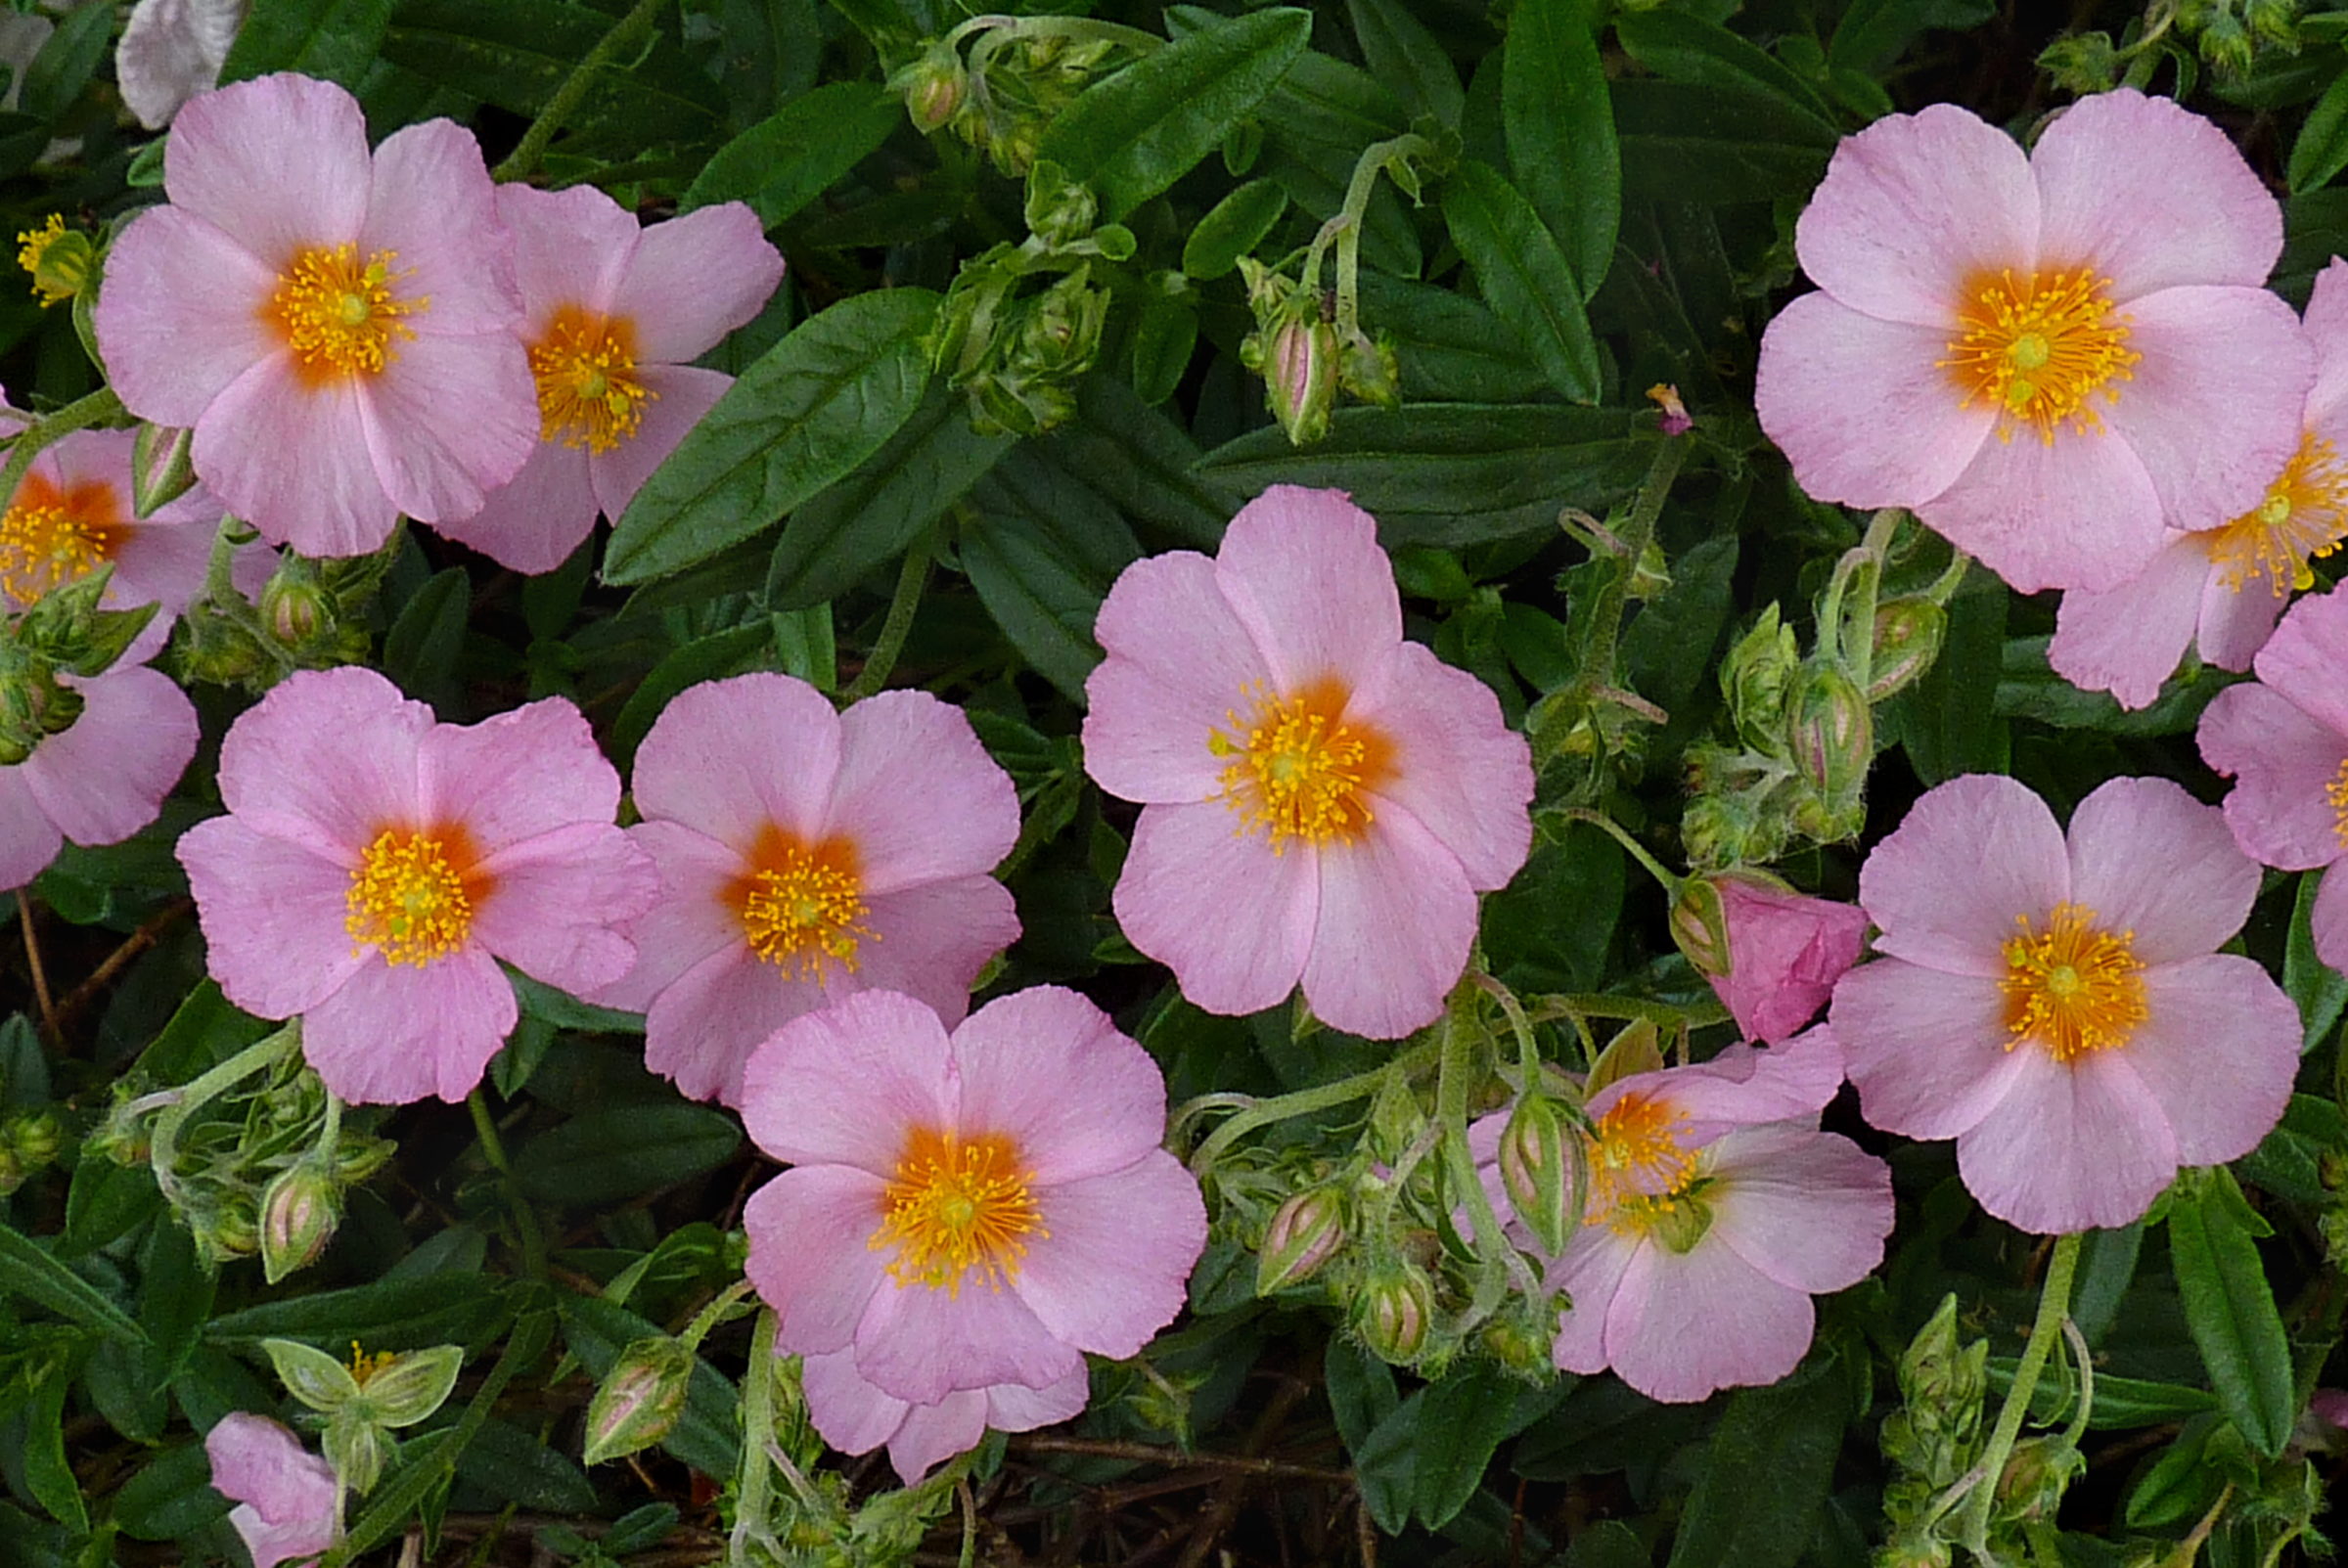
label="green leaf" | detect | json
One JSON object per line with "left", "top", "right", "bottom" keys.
{"left": 683, "top": 80, "right": 902, "bottom": 228}
{"left": 1622, "top": 534, "right": 1740, "bottom": 718}
{"left": 2124, "top": 1414, "right": 2229, "bottom": 1531}
{"left": 1413, "top": 1363, "right": 1528, "bottom": 1530}
{"left": 112, "top": 1442, "right": 232, "bottom": 1543}
{"left": 221, "top": 0, "right": 396, "bottom": 87}
{"left": 1442, "top": 160, "right": 1603, "bottom": 404}
{"left": 2283, "top": 870, "right": 2348, "bottom": 1051}
{"left": 605, "top": 288, "right": 937, "bottom": 585}
{"left": 1988, "top": 1360, "right": 2216, "bottom": 1430}
{"left": 1038, "top": 9, "right": 1312, "bottom": 219}
{"left": 382, "top": 565, "right": 471, "bottom": 711}
{"left": 1614, "top": 11, "right": 1839, "bottom": 133}
{"left": 1352, "top": 1389, "right": 1422, "bottom": 1534}
{"left": 456, "top": 1417, "right": 599, "bottom": 1512}
{"left": 1891, "top": 573, "right": 2008, "bottom": 784}
{"left": 515, "top": 1104, "right": 743, "bottom": 1206}
{"left": 18, "top": 0, "right": 113, "bottom": 123}
{"left": 22, "top": 1366, "right": 85, "bottom": 1533}
{"left": 1611, "top": 79, "right": 1836, "bottom": 205}
{"left": 205, "top": 1276, "right": 514, "bottom": 1355}
{"left": 2292, "top": 68, "right": 2348, "bottom": 195}
{"left": 1829, "top": 0, "right": 1995, "bottom": 73}
{"left": 1358, "top": 271, "right": 1550, "bottom": 404}
{"left": 1503, "top": 0, "right": 1616, "bottom": 295}
{"left": 2236, "top": 1094, "right": 2348, "bottom": 1208}
{"left": 0, "top": 1219, "right": 147, "bottom": 1343}
{"left": 608, "top": 623, "right": 776, "bottom": 768}
{"left": 2169, "top": 1167, "right": 2295, "bottom": 1457}
{"left": 1128, "top": 297, "right": 1197, "bottom": 406}
{"left": 1041, "top": 373, "right": 1239, "bottom": 549}
{"left": 962, "top": 450, "right": 1142, "bottom": 701}
{"left": 1665, "top": 1355, "right": 1849, "bottom": 1568}
{"left": 1323, "top": 1338, "right": 1400, "bottom": 1455}
{"left": 1182, "top": 180, "right": 1290, "bottom": 280}
{"left": 1347, "top": 0, "right": 1465, "bottom": 126}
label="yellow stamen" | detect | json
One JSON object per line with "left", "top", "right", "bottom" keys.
{"left": 348, "top": 1341, "right": 396, "bottom": 1386}
{"left": 1209, "top": 676, "right": 1391, "bottom": 852}
{"left": 0, "top": 472, "right": 119, "bottom": 604}
{"left": 344, "top": 828, "right": 476, "bottom": 967}
{"left": 735, "top": 830, "right": 873, "bottom": 977}
{"left": 1999, "top": 902, "right": 2148, "bottom": 1064}
{"left": 528, "top": 304, "right": 655, "bottom": 453}
{"left": 16, "top": 213, "right": 85, "bottom": 309}
{"left": 1584, "top": 1091, "right": 1700, "bottom": 1237}
{"left": 1941, "top": 268, "right": 2140, "bottom": 444}
{"left": 2205, "top": 430, "right": 2348, "bottom": 596}
{"left": 868, "top": 1126, "right": 1045, "bottom": 1294}
{"left": 267, "top": 243, "right": 426, "bottom": 384}
{"left": 2326, "top": 759, "right": 2348, "bottom": 850}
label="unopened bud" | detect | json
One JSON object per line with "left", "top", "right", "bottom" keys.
{"left": 1336, "top": 330, "right": 1400, "bottom": 411}
{"left": 1668, "top": 876, "right": 1733, "bottom": 978}
{"left": 1875, "top": 1533, "right": 1954, "bottom": 1568}
{"left": 130, "top": 423, "right": 199, "bottom": 518}
{"left": 1260, "top": 317, "right": 1337, "bottom": 445}
{"left": 15, "top": 215, "right": 92, "bottom": 309}
{"left": 583, "top": 1336, "right": 694, "bottom": 1465}
{"left": 259, "top": 1162, "right": 340, "bottom": 1283}
{"left": 261, "top": 577, "right": 331, "bottom": 649}
{"left": 1256, "top": 1187, "right": 1346, "bottom": 1295}
{"left": 1723, "top": 605, "right": 1800, "bottom": 753}
{"left": 6, "top": 1109, "right": 61, "bottom": 1169}
{"left": 1786, "top": 664, "right": 1872, "bottom": 836}
{"left": 899, "top": 51, "right": 966, "bottom": 134}
{"left": 209, "top": 1195, "right": 260, "bottom": 1259}
{"left": 1867, "top": 599, "right": 1946, "bottom": 702}
{"left": 1499, "top": 1095, "right": 1577, "bottom": 1256}
{"left": 1353, "top": 1263, "right": 1432, "bottom": 1365}
{"left": 1993, "top": 1436, "right": 2083, "bottom": 1522}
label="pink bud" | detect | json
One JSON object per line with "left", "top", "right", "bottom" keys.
{"left": 1701, "top": 874, "right": 1869, "bottom": 1044}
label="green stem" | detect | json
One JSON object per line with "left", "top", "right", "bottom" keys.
{"left": 731, "top": 1309, "right": 784, "bottom": 1565}
{"left": 841, "top": 536, "right": 934, "bottom": 703}
{"left": 1530, "top": 993, "right": 1732, "bottom": 1031}
{"left": 1470, "top": 970, "right": 1542, "bottom": 1089}
{"left": 467, "top": 1089, "right": 548, "bottom": 1279}
{"left": 492, "top": 0, "right": 667, "bottom": 183}
{"left": 1959, "top": 1232, "right": 2084, "bottom": 1559}
{"left": 678, "top": 1277, "right": 758, "bottom": 1354}
{"left": 0, "top": 387, "right": 123, "bottom": 508}
{"left": 1435, "top": 996, "right": 1539, "bottom": 1303}
{"left": 1552, "top": 806, "right": 1680, "bottom": 897}
{"left": 1301, "top": 134, "right": 1432, "bottom": 335}
{"left": 1816, "top": 507, "right": 1902, "bottom": 680}
{"left": 1576, "top": 433, "right": 1688, "bottom": 691}
{"left": 1184, "top": 1037, "right": 1441, "bottom": 1175}
{"left": 148, "top": 1024, "right": 300, "bottom": 1208}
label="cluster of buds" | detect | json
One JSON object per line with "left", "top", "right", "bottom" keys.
{"left": 1877, "top": 1294, "right": 1989, "bottom": 1565}
{"left": 1236, "top": 258, "right": 1397, "bottom": 447}
{"left": 0, "top": 1107, "right": 63, "bottom": 1197}
{"left": 0, "top": 567, "right": 157, "bottom": 763}
{"left": 172, "top": 524, "right": 386, "bottom": 690}
{"left": 265, "top": 1336, "right": 464, "bottom": 1497}
{"left": 2041, "top": 0, "right": 2297, "bottom": 91}
{"left": 891, "top": 18, "right": 1143, "bottom": 176}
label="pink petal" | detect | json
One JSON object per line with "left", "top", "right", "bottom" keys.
{"left": 92, "top": 206, "right": 279, "bottom": 427}
{"left": 744, "top": 1165, "right": 891, "bottom": 1356}
{"left": 1604, "top": 1233, "right": 1818, "bottom": 1403}
{"left": 852, "top": 1268, "right": 1085, "bottom": 1406}
{"left": 205, "top": 1413, "right": 335, "bottom": 1525}
{"left": 585, "top": 364, "right": 733, "bottom": 521}
{"left": 2063, "top": 776, "right": 2259, "bottom": 965}
{"left": 631, "top": 673, "right": 841, "bottom": 852}
{"left": 2193, "top": 568, "right": 2287, "bottom": 674}
{"left": 798, "top": 1348, "right": 916, "bottom": 1459}
{"left": 608, "top": 202, "right": 786, "bottom": 364}
{"left": 416, "top": 694, "right": 620, "bottom": 856}
{"left": 299, "top": 945, "right": 519, "bottom": 1104}
{"left": 176, "top": 819, "right": 367, "bottom": 1017}
{"left": 1112, "top": 800, "right": 1317, "bottom": 1017}
{"left": 1857, "top": 773, "right": 2069, "bottom": 976}
{"left": 212, "top": 665, "right": 429, "bottom": 859}
{"left": 469, "top": 823, "right": 655, "bottom": 994}
{"left": 163, "top": 73, "right": 370, "bottom": 263}
{"left": 1599, "top": 1028, "right": 1847, "bottom": 1144}
{"left": 2198, "top": 682, "right": 2348, "bottom": 871}
{"left": 2314, "top": 863, "right": 2348, "bottom": 973}
{"left": 642, "top": 945, "right": 813, "bottom": 1106}
{"left": 827, "top": 690, "right": 1020, "bottom": 895}
{"left": 2047, "top": 534, "right": 2211, "bottom": 710}
{"left": 1830, "top": 960, "right": 2030, "bottom": 1141}
{"left": 2030, "top": 89, "right": 2282, "bottom": 297}
{"left": 1707, "top": 884, "right": 1870, "bottom": 1045}
{"left": 500, "top": 182, "right": 637, "bottom": 322}
{"left": 0, "top": 773, "right": 63, "bottom": 892}
{"left": 1545, "top": 1229, "right": 1637, "bottom": 1376}
{"left": 950, "top": 987, "right": 1167, "bottom": 1186}
{"left": 1955, "top": 1047, "right": 2179, "bottom": 1233}
{"left": 1705, "top": 1125, "right": 1894, "bottom": 1294}
{"left": 1299, "top": 805, "right": 1476, "bottom": 1039}
{"left": 2100, "top": 286, "right": 2314, "bottom": 533}
{"left": 19, "top": 666, "right": 195, "bottom": 846}
{"left": 1213, "top": 486, "right": 1402, "bottom": 689}
{"left": 1794, "top": 102, "right": 2039, "bottom": 328}
{"left": 362, "top": 118, "right": 521, "bottom": 338}
{"left": 738, "top": 989, "right": 956, "bottom": 1175}
{"left": 1011, "top": 1153, "right": 1205, "bottom": 1359}
{"left": 849, "top": 876, "right": 1021, "bottom": 1028}
{"left": 431, "top": 442, "right": 602, "bottom": 576}
{"left": 1084, "top": 550, "right": 1274, "bottom": 805}
{"left": 1753, "top": 291, "right": 1994, "bottom": 511}
{"left": 2305, "top": 258, "right": 2348, "bottom": 429}
{"left": 594, "top": 820, "right": 749, "bottom": 1012}
{"left": 885, "top": 1393, "right": 990, "bottom": 1484}
{"left": 2249, "top": 583, "right": 2348, "bottom": 739}
{"left": 117, "top": 0, "right": 244, "bottom": 132}
{"left": 1922, "top": 418, "right": 2166, "bottom": 594}
{"left": 357, "top": 331, "right": 539, "bottom": 524}
{"left": 984, "top": 1367, "right": 1089, "bottom": 1432}
{"left": 2126, "top": 955, "right": 2299, "bottom": 1165}
{"left": 1349, "top": 640, "right": 1533, "bottom": 891}
{"left": 195, "top": 357, "right": 397, "bottom": 556}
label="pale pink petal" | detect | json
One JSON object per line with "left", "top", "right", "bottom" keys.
{"left": 849, "top": 876, "right": 1021, "bottom": 1028}
{"left": 1705, "top": 1125, "right": 1894, "bottom": 1294}
{"left": 362, "top": 118, "right": 521, "bottom": 337}
{"left": 852, "top": 1270, "right": 1086, "bottom": 1406}
{"left": 108, "top": 513, "right": 224, "bottom": 621}
{"left": 2126, "top": 956, "right": 2299, "bottom": 1165}
{"left": 744, "top": 1165, "right": 891, "bottom": 1356}
{"left": 1922, "top": 421, "right": 2166, "bottom": 594}
{"left": 2063, "top": 775, "right": 2259, "bottom": 964}
{"left": 2048, "top": 534, "right": 2211, "bottom": 710}
{"left": 608, "top": 202, "right": 785, "bottom": 364}
{"left": 1604, "top": 1235, "right": 1818, "bottom": 1403}
{"left": 2305, "top": 258, "right": 2348, "bottom": 429}
{"left": 195, "top": 359, "right": 396, "bottom": 556}
{"left": 1707, "top": 883, "right": 1870, "bottom": 1046}
{"left": 631, "top": 673, "right": 841, "bottom": 852}
{"left": 984, "top": 1366, "right": 1090, "bottom": 1431}
{"left": 176, "top": 819, "right": 368, "bottom": 1017}
{"left": 116, "top": 0, "right": 244, "bottom": 132}
{"left": 1598, "top": 1029, "right": 1847, "bottom": 1145}
{"left": 1956, "top": 1047, "right": 2179, "bottom": 1233}
{"left": 951, "top": 987, "right": 1167, "bottom": 1186}
{"left": 1085, "top": 551, "right": 1275, "bottom": 806}
{"left": 357, "top": 332, "right": 539, "bottom": 523}
{"left": 885, "top": 1394, "right": 990, "bottom": 1484}
{"left": 1545, "top": 1229, "right": 1638, "bottom": 1376}
{"left": 2030, "top": 89, "right": 2282, "bottom": 297}
{"left": 2100, "top": 287, "right": 2314, "bottom": 532}
{"left": 164, "top": 73, "right": 371, "bottom": 261}
{"left": 585, "top": 365, "right": 734, "bottom": 521}
{"left": 2198, "top": 682, "right": 2348, "bottom": 871}
{"left": 205, "top": 1413, "right": 336, "bottom": 1568}
{"left": 593, "top": 821, "right": 746, "bottom": 1013}
{"left": 417, "top": 695, "right": 620, "bottom": 856}
{"left": 1753, "top": 291, "right": 1994, "bottom": 511}
{"left": 500, "top": 183, "right": 638, "bottom": 323}
{"left": 210, "top": 665, "right": 428, "bottom": 858}
{"left": 1112, "top": 800, "right": 1317, "bottom": 1017}
{"left": 1830, "top": 960, "right": 2030, "bottom": 1140}
{"left": 18, "top": 666, "right": 195, "bottom": 846}
{"left": 738, "top": 989, "right": 956, "bottom": 1175}
{"left": 431, "top": 441, "right": 602, "bottom": 576}
{"left": 2314, "top": 863, "right": 2348, "bottom": 973}
{"left": 1299, "top": 805, "right": 1475, "bottom": 1039}
{"left": 1856, "top": 773, "right": 2068, "bottom": 975}
{"left": 299, "top": 946, "right": 519, "bottom": 1104}
{"left": 92, "top": 206, "right": 279, "bottom": 427}
{"left": 1011, "top": 1154, "right": 1205, "bottom": 1358}
{"left": 1348, "top": 640, "right": 1532, "bottom": 891}
{"left": 827, "top": 691, "right": 1020, "bottom": 895}
{"left": 469, "top": 824, "right": 655, "bottom": 994}
{"left": 2193, "top": 569, "right": 2288, "bottom": 674}
{"left": 2249, "top": 583, "right": 2348, "bottom": 739}
{"left": 0, "top": 773, "right": 62, "bottom": 892}
{"left": 641, "top": 945, "right": 812, "bottom": 1106}
{"left": 1793, "top": 102, "right": 2039, "bottom": 328}
{"left": 1213, "top": 486, "right": 1403, "bottom": 688}
{"left": 798, "top": 1348, "right": 915, "bottom": 1457}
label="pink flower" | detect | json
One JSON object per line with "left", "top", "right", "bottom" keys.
{"left": 1756, "top": 90, "right": 2312, "bottom": 594}
{"left": 0, "top": 663, "right": 199, "bottom": 891}
{"left": 434, "top": 185, "right": 784, "bottom": 574}
{"left": 204, "top": 1412, "right": 338, "bottom": 1568}
{"left": 1082, "top": 485, "right": 1534, "bottom": 1039}
{"left": 1514, "top": 1029, "right": 1892, "bottom": 1404}
{"left": 1829, "top": 775, "right": 2299, "bottom": 1233}
{"left": 2051, "top": 257, "right": 2348, "bottom": 708}
{"left": 742, "top": 987, "right": 1207, "bottom": 1483}
{"left": 93, "top": 72, "right": 536, "bottom": 558}
{"left": 116, "top": 0, "right": 245, "bottom": 131}
{"left": 597, "top": 673, "right": 1020, "bottom": 1108}
{"left": 1693, "top": 873, "right": 1869, "bottom": 1045}
{"left": 2198, "top": 583, "right": 2348, "bottom": 969}
{"left": 175, "top": 666, "right": 657, "bottom": 1104}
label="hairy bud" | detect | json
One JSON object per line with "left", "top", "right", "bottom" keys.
{"left": 1256, "top": 1187, "right": 1346, "bottom": 1295}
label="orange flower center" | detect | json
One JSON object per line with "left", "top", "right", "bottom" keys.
{"left": 869, "top": 1126, "right": 1045, "bottom": 1293}
{"left": 1999, "top": 902, "right": 2148, "bottom": 1063}
{"left": 1208, "top": 677, "right": 1391, "bottom": 851}
{"left": 528, "top": 305, "right": 655, "bottom": 453}
{"left": 0, "top": 472, "right": 119, "bottom": 604}
{"left": 2204, "top": 430, "right": 2348, "bottom": 596}
{"left": 734, "top": 829, "right": 872, "bottom": 977}
{"left": 345, "top": 828, "right": 479, "bottom": 967}
{"left": 1942, "top": 268, "right": 2139, "bottom": 443}
{"left": 1585, "top": 1091, "right": 1703, "bottom": 1239}
{"left": 267, "top": 243, "right": 427, "bottom": 385}
{"left": 2326, "top": 760, "right": 2348, "bottom": 850}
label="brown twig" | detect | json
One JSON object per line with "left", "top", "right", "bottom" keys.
{"left": 1173, "top": 1375, "right": 1314, "bottom": 1568}
{"left": 17, "top": 889, "right": 54, "bottom": 1031}
{"left": 1009, "top": 1434, "right": 1350, "bottom": 1484}
{"left": 46, "top": 897, "right": 189, "bottom": 1037}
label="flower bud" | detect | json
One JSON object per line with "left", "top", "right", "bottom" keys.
{"left": 1693, "top": 873, "right": 1869, "bottom": 1044}
{"left": 1786, "top": 664, "right": 1872, "bottom": 837}
{"left": 583, "top": 1336, "right": 694, "bottom": 1465}
{"left": 1353, "top": 1263, "right": 1432, "bottom": 1365}
{"left": 5, "top": 1109, "right": 61, "bottom": 1169}
{"left": 1993, "top": 1436, "right": 2083, "bottom": 1523}
{"left": 1336, "top": 329, "right": 1400, "bottom": 412}
{"left": 130, "top": 423, "right": 200, "bottom": 518}
{"left": 1256, "top": 1187, "right": 1346, "bottom": 1295}
{"left": 1867, "top": 598, "right": 1947, "bottom": 702}
{"left": 206, "top": 1194, "right": 260, "bottom": 1260}
{"left": 1875, "top": 1533, "right": 1954, "bottom": 1568}
{"left": 897, "top": 48, "right": 966, "bottom": 134}
{"left": 1260, "top": 317, "right": 1338, "bottom": 446}
{"left": 15, "top": 215, "right": 93, "bottom": 310}
{"left": 259, "top": 1162, "right": 341, "bottom": 1283}
{"left": 1722, "top": 605, "right": 1800, "bottom": 753}
{"left": 1669, "top": 876, "right": 1733, "bottom": 978}
{"left": 261, "top": 576, "right": 332, "bottom": 649}
{"left": 1499, "top": 1095, "right": 1577, "bottom": 1257}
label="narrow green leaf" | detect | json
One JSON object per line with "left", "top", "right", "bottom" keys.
{"left": 2237, "top": 1094, "right": 2348, "bottom": 1207}
{"left": 2169, "top": 1168, "right": 2295, "bottom": 1457}
{"left": 1412, "top": 1363, "right": 1525, "bottom": 1530}
{"left": 683, "top": 81, "right": 903, "bottom": 228}
{"left": 112, "top": 1442, "right": 232, "bottom": 1542}
{"left": 1324, "top": 1338, "right": 1400, "bottom": 1455}
{"left": 1987, "top": 1359, "right": 2216, "bottom": 1430}
{"left": 1614, "top": 11, "right": 1839, "bottom": 133}
{"left": 1611, "top": 78, "right": 1836, "bottom": 205}
{"left": 2124, "top": 1414, "right": 2228, "bottom": 1531}
{"left": 2283, "top": 869, "right": 2348, "bottom": 1050}
{"left": 1128, "top": 297, "right": 1197, "bottom": 406}
{"left": 515, "top": 1104, "right": 743, "bottom": 1206}
{"left": 1503, "top": 0, "right": 1617, "bottom": 295}
{"left": 220, "top": 0, "right": 395, "bottom": 87}
{"left": 205, "top": 1276, "right": 515, "bottom": 1355}
{"left": 1664, "top": 1355, "right": 1848, "bottom": 1568}
{"left": 1357, "top": 272, "right": 1550, "bottom": 404}
{"left": 1829, "top": 0, "right": 1995, "bottom": 74}
{"left": 1442, "top": 160, "right": 1602, "bottom": 404}
{"left": 1346, "top": 0, "right": 1465, "bottom": 126}
{"left": 1351, "top": 1390, "right": 1422, "bottom": 1535}
{"left": 605, "top": 288, "right": 937, "bottom": 585}
{"left": 382, "top": 565, "right": 471, "bottom": 711}
{"left": 1891, "top": 573, "right": 2008, "bottom": 784}
{"left": 1043, "top": 373, "right": 1239, "bottom": 549}
{"left": 0, "top": 1219, "right": 147, "bottom": 1342}
{"left": 454, "top": 1417, "right": 598, "bottom": 1512}
{"left": 23, "top": 1367, "right": 86, "bottom": 1533}
{"left": 1182, "top": 179, "right": 1289, "bottom": 281}
{"left": 1037, "top": 8, "right": 1313, "bottom": 219}
{"left": 19, "top": 1, "right": 113, "bottom": 123}
{"left": 962, "top": 451, "right": 1142, "bottom": 701}
{"left": 2293, "top": 69, "right": 2348, "bottom": 195}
